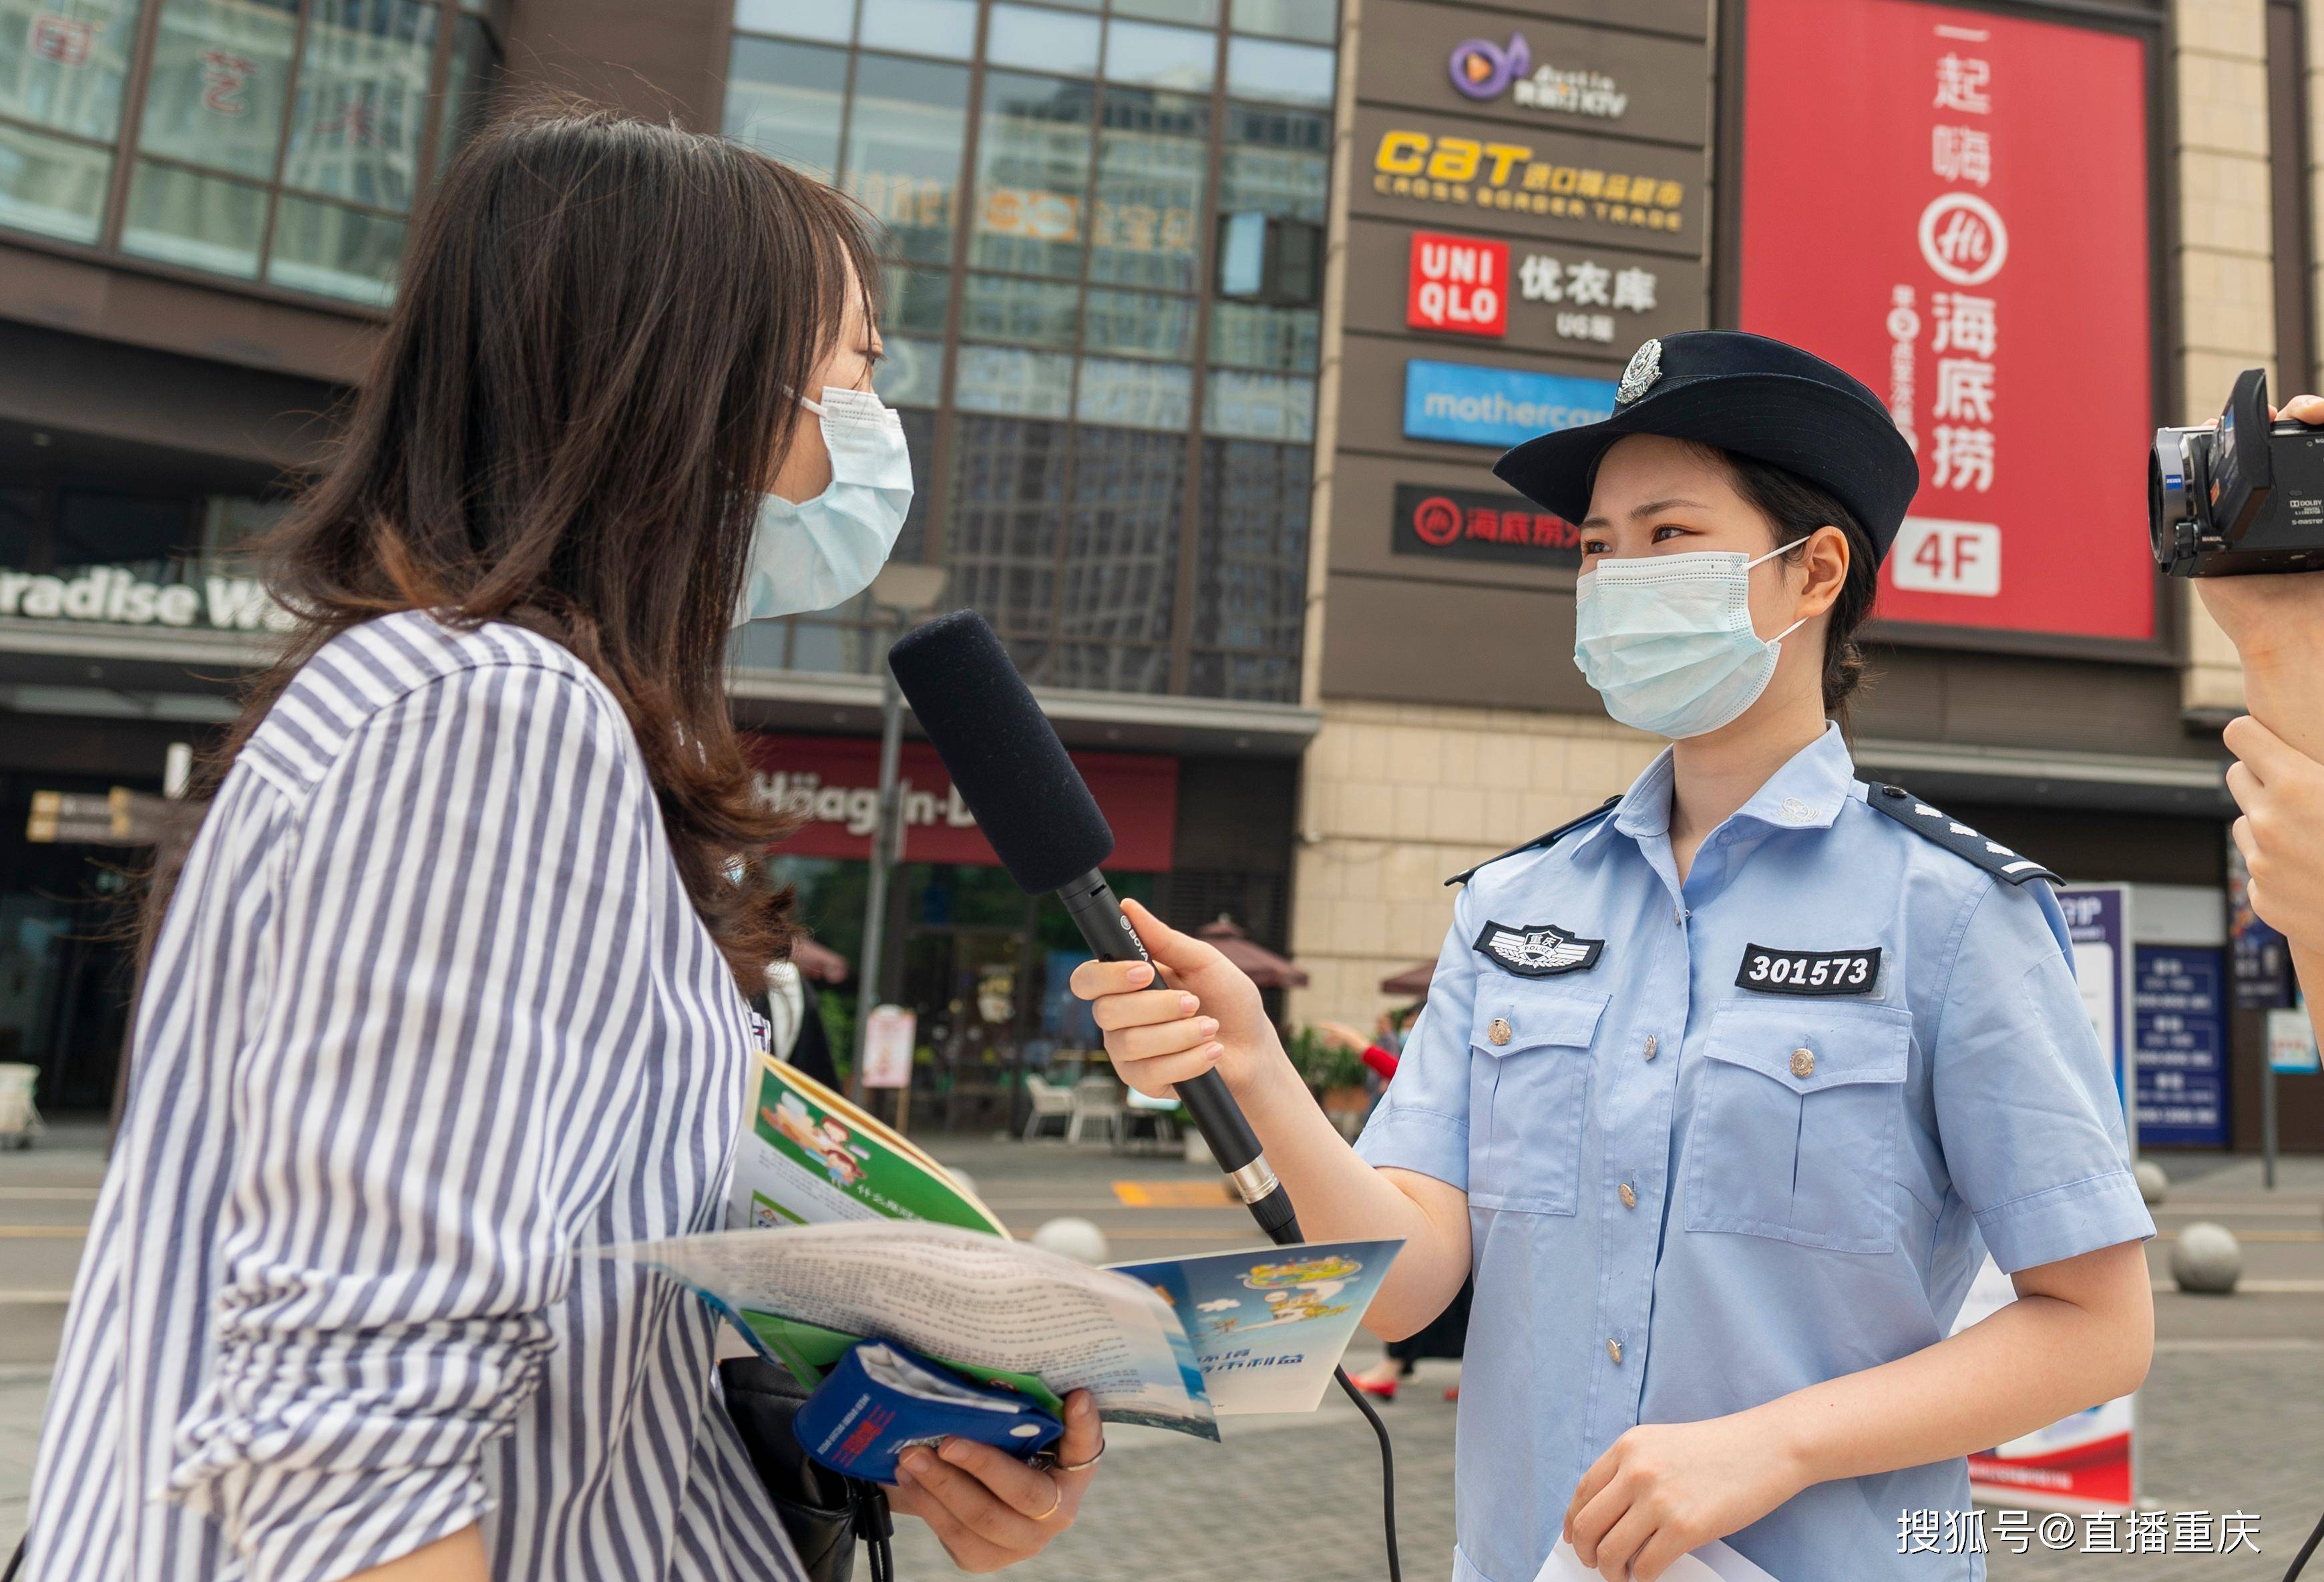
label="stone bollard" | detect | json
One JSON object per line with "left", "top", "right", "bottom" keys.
{"left": 2135, "top": 1159, "right": 2168, "bottom": 1206}
{"left": 1032, "top": 1216, "right": 1111, "bottom": 1265}
{"left": 2170, "top": 1221, "right": 2241, "bottom": 1294}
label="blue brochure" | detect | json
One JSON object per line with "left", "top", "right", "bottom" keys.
{"left": 793, "top": 1340, "right": 1065, "bottom": 1484}
{"left": 1108, "top": 1240, "right": 1405, "bottom": 1415}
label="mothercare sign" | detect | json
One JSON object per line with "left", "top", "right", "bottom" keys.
{"left": 0, "top": 564, "right": 290, "bottom": 632}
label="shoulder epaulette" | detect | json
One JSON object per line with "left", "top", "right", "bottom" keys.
{"left": 1445, "top": 796, "right": 1621, "bottom": 887}
{"left": 1862, "top": 783, "right": 2060, "bottom": 885}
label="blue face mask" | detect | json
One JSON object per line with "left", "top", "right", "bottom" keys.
{"left": 1571, "top": 545, "right": 1807, "bottom": 739}
{"left": 735, "top": 386, "right": 914, "bottom": 624}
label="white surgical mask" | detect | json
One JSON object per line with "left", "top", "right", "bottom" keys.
{"left": 735, "top": 386, "right": 914, "bottom": 624}
{"left": 1571, "top": 545, "right": 1807, "bottom": 739}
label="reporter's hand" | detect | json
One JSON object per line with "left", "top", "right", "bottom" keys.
{"left": 885, "top": 1390, "right": 1102, "bottom": 1573}
{"left": 1563, "top": 1416, "right": 1806, "bottom": 1582}
{"left": 2195, "top": 394, "right": 2324, "bottom": 672}
{"left": 2224, "top": 713, "right": 2324, "bottom": 946}
{"left": 1065, "top": 899, "right": 1282, "bottom": 1099}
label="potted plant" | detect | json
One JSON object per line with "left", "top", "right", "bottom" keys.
{"left": 1286, "top": 1024, "right": 1372, "bottom": 1137}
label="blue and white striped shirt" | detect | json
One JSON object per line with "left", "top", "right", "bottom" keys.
{"left": 25, "top": 612, "right": 807, "bottom": 1582}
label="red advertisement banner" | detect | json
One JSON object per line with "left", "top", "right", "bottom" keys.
{"left": 1408, "top": 230, "right": 1511, "bottom": 337}
{"left": 745, "top": 733, "right": 1179, "bottom": 873}
{"left": 1738, "top": 0, "right": 2157, "bottom": 641}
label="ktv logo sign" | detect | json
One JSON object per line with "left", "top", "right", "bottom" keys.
{"left": 1448, "top": 32, "right": 1627, "bottom": 120}
{"left": 1408, "top": 231, "right": 1508, "bottom": 337}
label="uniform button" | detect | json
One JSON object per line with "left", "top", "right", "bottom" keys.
{"left": 1642, "top": 1034, "right": 1658, "bottom": 1062}
{"left": 1790, "top": 1047, "right": 1815, "bottom": 1078}
{"left": 1606, "top": 1338, "right": 1623, "bottom": 1364}
{"left": 1672, "top": 906, "right": 1683, "bottom": 926}
{"left": 1619, "top": 1181, "right": 1637, "bottom": 1209}
{"left": 1488, "top": 1017, "right": 1513, "bottom": 1046}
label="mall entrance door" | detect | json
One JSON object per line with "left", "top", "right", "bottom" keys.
{"left": 896, "top": 924, "right": 1027, "bottom": 1134}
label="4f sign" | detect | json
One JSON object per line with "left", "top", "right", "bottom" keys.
{"left": 1919, "top": 192, "right": 2008, "bottom": 286}
{"left": 1408, "top": 231, "right": 1509, "bottom": 337}
{"left": 1892, "top": 516, "right": 2001, "bottom": 596}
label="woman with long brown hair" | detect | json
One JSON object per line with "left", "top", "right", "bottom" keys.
{"left": 19, "top": 108, "right": 1098, "bottom": 1582}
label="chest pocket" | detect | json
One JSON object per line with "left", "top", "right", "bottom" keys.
{"left": 1468, "top": 986, "right": 1606, "bottom": 1215}
{"left": 1684, "top": 999, "right": 1911, "bottom": 1254}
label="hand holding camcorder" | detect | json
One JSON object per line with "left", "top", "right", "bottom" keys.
{"left": 2152, "top": 369, "right": 2324, "bottom": 577}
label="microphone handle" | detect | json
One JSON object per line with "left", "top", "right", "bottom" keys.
{"left": 1056, "top": 869, "right": 1304, "bottom": 1246}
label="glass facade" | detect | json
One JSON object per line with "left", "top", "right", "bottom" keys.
{"left": 0, "top": 0, "right": 502, "bottom": 305}
{"left": 726, "top": 0, "right": 1336, "bottom": 703}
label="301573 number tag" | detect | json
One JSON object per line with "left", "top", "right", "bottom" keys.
{"left": 1734, "top": 944, "right": 1881, "bottom": 996}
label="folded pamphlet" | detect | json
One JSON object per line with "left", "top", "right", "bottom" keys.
{"left": 792, "top": 1340, "right": 1064, "bottom": 1483}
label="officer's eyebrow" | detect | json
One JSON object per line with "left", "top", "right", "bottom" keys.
{"left": 1579, "top": 496, "right": 1710, "bottom": 528}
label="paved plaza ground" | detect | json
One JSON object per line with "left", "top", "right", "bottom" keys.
{"left": 4, "top": 1124, "right": 2320, "bottom": 1579}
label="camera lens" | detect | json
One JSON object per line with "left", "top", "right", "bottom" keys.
{"left": 2149, "top": 429, "right": 2202, "bottom": 573}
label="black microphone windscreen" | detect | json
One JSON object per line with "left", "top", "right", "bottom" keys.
{"left": 887, "top": 611, "right": 1115, "bottom": 894}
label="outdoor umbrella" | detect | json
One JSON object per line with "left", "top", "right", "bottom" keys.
{"left": 1196, "top": 916, "right": 1309, "bottom": 989}
{"left": 1378, "top": 961, "right": 1436, "bottom": 998}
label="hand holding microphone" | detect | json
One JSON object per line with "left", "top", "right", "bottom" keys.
{"left": 1067, "top": 901, "right": 1286, "bottom": 1105}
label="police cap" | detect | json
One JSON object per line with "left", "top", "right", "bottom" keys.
{"left": 1492, "top": 331, "right": 1921, "bottom": 565}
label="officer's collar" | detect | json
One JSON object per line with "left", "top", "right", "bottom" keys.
{"left": 1590, "top": 721, "right": 1854, "bottom": 847}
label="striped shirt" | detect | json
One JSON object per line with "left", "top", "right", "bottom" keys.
{"left": 24, "top": 612, "right": 807, "bottom": 1582}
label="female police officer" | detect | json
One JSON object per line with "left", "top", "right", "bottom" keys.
{"left": 1072, "top": 331, "right": 2155, "bottom": 1582}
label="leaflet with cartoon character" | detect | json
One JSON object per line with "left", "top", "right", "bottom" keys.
{"left": 1109, "top": 1240, "right": 1404, "bottom": 1415}
{"left": 731, "top": 1054, "right": 1005, "bottom": 1233}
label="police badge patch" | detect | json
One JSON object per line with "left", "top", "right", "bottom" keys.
{"left": 1475, "top": 920, "right": 1604, "bottom": 978}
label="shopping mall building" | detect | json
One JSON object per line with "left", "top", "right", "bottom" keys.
{"left": 2, "top": 0, "right": 2316, "bottom": 1147}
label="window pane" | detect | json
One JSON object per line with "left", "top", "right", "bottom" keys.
{"left": 1186, "top": 648, "right": 1294, "bottom": 701}
{"left": 0, "top": 121, "right": 113, "bottom": 242}
{"left": 1207, "top": 301, "right": 1316, "bottom": 371}
{"left": 1195, "top": 437, "right": 1307, "bottom": 654}
{"left": 733, "top": 0, "right": 854, "bottom": 42}
{"left": 1203, "top": 368, "right": 1312, "bottom": 441}
{"left": 138, "top": 0, "right": 299, "bottom": 179}
{"left": 874, "top": 334, "right": 946, "bottom": 408}
{"left": 893, "top": 405, "right": 937, "bottom": 560}
{"left": 986, "top": 4, "right": 1097, "bottom": 75}
{"left": 881, "top": 264, "right": 951, "bottom": 337}
{"left": 857, "top": 0, "right": 974, "bottom": 58}
{"left": 1063, "top": 425, "right": 1182, "bottom": 646}
{"left": 946, "top": 413, "right": 1068, "bottom": 644}
{"left": 282, "top": 0, "right": 440, "bottom": 212}
{"left": 1102, "top": 19, "right": 1215, "bottom": 93}
{"left": 1113, "top": 0, "right": 1220, "bottom": 27}
{"left": 1085, "top": 288, "right": 1193, "bottom": 360}
{"left": 1075, "top": 357, "right": 1191, "bottom": 429}
{"left": 955, "top": 344, "right": 1073, "bottom": 418}
{"left": 433, "top": 13, "right": 496, "bottom": 168}
{"left": 724, "top": 37, "right": 845, "bottom": 181}
{"left": 968, "top": 71, "right": 1092, "bottom": 279}
{"left": 1231, "top": 0, "right": 1335, "bottom": 44}
{"left": 1220, "top": 102, "right": 1328, "bottom": 222}
{"left": 1090, "top": 87, "right": 1205, "bottom": 289}
{"left": 843, "top": 53, "right": 968, "bottom": 265}
{"left": 120, "top": 158, "right": 265, "bottom": 274}
{"left": 1, "top": 0, "right": 141, "bottom": 139}
{"left": 962, "top": 272, "right": 1078, "bottom": 348}
{"left": 266, "top": 192, "right": 402, "bottom": 303}
{"left": 1225, "top": 36, "right": 1333, "bottom": 107}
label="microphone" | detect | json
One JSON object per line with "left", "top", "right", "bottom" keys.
{"left": 888, "top": 610, "right": 1302, "bottom": 1246}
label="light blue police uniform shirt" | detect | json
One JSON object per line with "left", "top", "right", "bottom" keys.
{"left": 1355, "top": 724, "right": 2154, "bottom": 1582}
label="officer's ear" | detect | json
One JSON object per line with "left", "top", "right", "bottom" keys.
{"left": 1792, "top": 524, "right": 1852, "bottom": 622}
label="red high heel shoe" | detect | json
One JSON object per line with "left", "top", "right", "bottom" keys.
{"left": 1349, "top": 1373, "right": 1399, "bottom": 1401}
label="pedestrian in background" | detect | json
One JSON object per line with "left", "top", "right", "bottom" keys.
{"left": 17, "top": 107, "right": 1097, "bottom": 1582}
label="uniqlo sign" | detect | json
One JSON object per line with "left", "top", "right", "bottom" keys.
{"left": 1408, "top": 230, "right": 1509, "bottom": 337}
{"left": 1738, "top": 0, "right": 2156, "bottom": 642}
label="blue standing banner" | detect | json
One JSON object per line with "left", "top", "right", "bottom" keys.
{"left": 2132, "top": 947, "right": 2228, "bottom": 1148}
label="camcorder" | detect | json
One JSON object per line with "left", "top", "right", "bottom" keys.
{"left": 2151, "top": 367, "right": 2324, "bottom": 576}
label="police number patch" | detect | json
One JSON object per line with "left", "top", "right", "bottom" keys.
{"left": 1735, "top": 944, "right": 1880, "bottom": 996}
{"left": 1475, "top": 920, "right": 1604, "bottom": 978}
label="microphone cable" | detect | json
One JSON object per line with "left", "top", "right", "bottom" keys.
{"left": 2285, "top": 1507, "right": 2324, "bottom": 1581}
{"left": 1333, "top": 1364, "right": 1404, "bottom": 1582}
